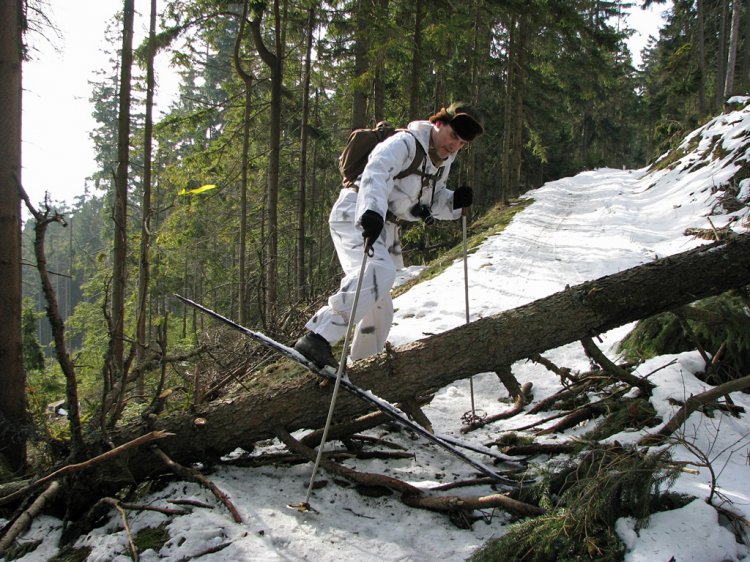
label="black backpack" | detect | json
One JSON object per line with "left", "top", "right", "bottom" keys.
{"left": 338, "top": 122, "right": 427, "bottom": 188}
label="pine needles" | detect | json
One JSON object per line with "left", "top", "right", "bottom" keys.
{"left": 470, "top": 445, "right": 679, "bottom": 562}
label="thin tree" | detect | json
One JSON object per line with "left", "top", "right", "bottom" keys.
{"left": 0, "top": 0, "right": 26, "bottom": 472}
{"left": 724, "top": 0, "right": 742, "bottom": 97}
{"left": 716, "top": 0, "right": 729, "bottom": 107}
{"left": 136, "top": 0, "right": 158, "bottom": 397}
{"left": 408, "top": 0, "right": 424, "bottom": 121}
{"left": 250, "top": 0, "right": 286, "bottom": 328}
{"left": 297, "top": 5, "right": 315, "bottom": 301}
{"left": 352, "top": 0, "right": 369, "bottom": 128}
{"left": 234, "top": 0, "right": 254, "bottom": 324}
{"left": 108, "top": 0, "right": 135, "bottom": 426}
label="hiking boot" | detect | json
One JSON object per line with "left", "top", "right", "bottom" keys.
{"left": 294, "top": 332, "right": 338, "bottom": 370}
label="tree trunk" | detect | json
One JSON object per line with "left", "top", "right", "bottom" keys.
{"left": 108, "top": 0, "right": 135, "bottom": 428}
{"left": 697, "top": 0, "right": 706, "bottom": 115}
{"left": 716, "top": 0, "right": 729, "bottom": 107}
{"left": 136, "top": 0, "right": 157, "bottom": 399}
{"left": 408, "top": 0, "right": 423, "bottom": 120}
{"left": 113, "top": 234, "right": 750, "bottom": 481}
{"left": 234, "top": 0, "right": 253, "bottom": 324}
{"left": 724, "top": 0, "right": 742, "bottom": 97}
{"left": 351, "top": 0, "right": 369, "bottom": 128}
{"left": 0, "top": 0, "right": 25, "bottom": 472}
{"left": 250, "top": 0, "right": 286, "bottom": 329}
{"left": 500, "top": 16, "right": 516, "bottom": 203}
{"left": 297, "top": 6, "right": 314, "bottom": 301}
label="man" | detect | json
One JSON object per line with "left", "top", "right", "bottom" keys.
{"left": 295, "top": 102, "right": 484, "bottom": 368}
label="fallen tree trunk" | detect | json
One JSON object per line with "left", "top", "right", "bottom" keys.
{"left": 113, "top": 233, "right": 750, "bottom": 482}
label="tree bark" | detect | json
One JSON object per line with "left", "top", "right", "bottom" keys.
{"left": 109, "top": 0, "right": 135, "bottom": 428}
{"left": 296, "top": 5, "right": 314, "bottom": 301}
{"left": 250, "top": 0, "right": 285, "bottom": 328}
{"left": 0, "top": 0, "right": 25, "bottom": 472}
{"left": 135, "top": 0, "right": 157, "bottom": 400}
{"left": 112, "top": 234, "right": 750, "bottom": 482}
{"left": 724, "top": 0, "right": 742, "bottom": 98}
{"left": 234, "top": 0, "right": 254, "bottom": 323}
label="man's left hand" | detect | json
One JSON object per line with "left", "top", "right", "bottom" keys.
{"left": 453, "top": 186, "right": 473, "bottom": 209}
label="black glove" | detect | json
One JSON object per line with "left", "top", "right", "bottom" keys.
{"left": 452, "top": 186, "right": 473, "bottom": 209}
{"left": 360, "top": 210, "right": 384, "bottom": 251}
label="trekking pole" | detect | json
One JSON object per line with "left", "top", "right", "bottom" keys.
{"left": 460, "top": 209, "right": 483, "bottom": 426}
{"left": 295, "top": 246, "right": 370, "bottom": 512}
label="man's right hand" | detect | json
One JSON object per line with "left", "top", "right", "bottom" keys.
{"left": 360, "top": 210, "right": 384, "bottom": 254}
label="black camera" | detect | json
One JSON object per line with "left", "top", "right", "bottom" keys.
{"left": 410, "top": 203, "right": 434, "bottom": 225}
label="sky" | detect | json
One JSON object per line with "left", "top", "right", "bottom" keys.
{"left": 5, "top": 96, "right": 750, "bottom": 561}
{"left": 20, "top": 1, "right": 669, "bottom": 213}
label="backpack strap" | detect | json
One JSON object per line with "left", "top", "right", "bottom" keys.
{"left": 394, "top": 130, "right": 427, "bottom": 180}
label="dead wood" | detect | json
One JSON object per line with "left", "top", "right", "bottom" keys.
{"left": 494, "top": 442, "right": 577, "bottom": 456}
{"left": 0, "top": 431, "right": 172, "bottom": 507}
{"left": 99, "top": 497, "right": 138, "bottom": 561}
{"left": 527, "top": 379, "right": 595, "bottom": 415}
{"left": 529, "top": 353, "right": 575, "bottom": 384}
{"left": 461, "top": 382, "right": 533, "bottom": 433}
{"left": 273, "top": 425, "right": 421, "bottom": 496}
{"left": 639, "top": 374, "right": 750, "bottom": 445}
{"left": 401, "top": 490, "right": 545, "bottom": 518}
{"left": 581, "top": 337, "right": 654, "bottom": 394}
{"left": 19, "top": 186, "right": 85, "bottom": 453}
{"left": 150, "top": 446, "right": 241, "bottom": 523}
{"left": 300, "top": 411, "right": 391, "bottom": 448}
{"left": 534, "top": 403, "right": 607, "bottom": 435}
{"left": 227, "top": 448, "right": 414, "bottom": 467}
{"left": 427, "top": 477, "right": 499, "bottom": 491}
{"left": 400, "top": 398, "right": 434, "bottom": 432}
{"left": 343, "top": 434, "right": 408, "bottom": 450}
{"left": 274, "top": 426, "right": 543, "bottom": 520}
{"left": 0, "top": 481, "right": 61, "bottom": 557}
{"left": 495, "top": 364, "right": 523, "bottom": 398}
{"left": 108, "top": 234, "right": 750, "bottom": 484}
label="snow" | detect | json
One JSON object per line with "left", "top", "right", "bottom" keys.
{"left": 5, "top": 100, "right": 750, "bottom": 561}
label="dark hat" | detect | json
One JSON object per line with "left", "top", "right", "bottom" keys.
{"left": 446, "top": 102, "right": 484, "bottom": 142}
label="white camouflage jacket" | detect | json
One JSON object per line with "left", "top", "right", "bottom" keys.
{"left": 354, "top": 120, "right": 462, "bottom": 225}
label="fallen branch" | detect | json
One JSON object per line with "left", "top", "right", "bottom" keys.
{"left": 300, "top": 411, "right": 391, "bottom": 448}
{"left": 493, "top": 442, "right": 577, "bottom": 456}
{"left": 401, "top": 490, "right": 545, "bottom": 518}
{"left": 529, "top": 354, "right": 575, "bottom": 385}
{"left": 461, "top": 382, "right": 533, "bottom": 433}
{"left": 98, "top": 497, "right": 191, "bottom": 517}
{"left": 101, "top": 497, "right": 138, "bottom": 561}
{"left": 581, "top": 337, "right": 654, "bottom": 394}
{"left": 274, "top": 425, "right": 543, "bottom": 519}
{"left": 150, "top": 446, "right": 242, "bottom": 523}
{"left": 534, "top": 403, "right": 606, "bottom": 435}
{"left": 527, "top": 378, "right": 594, "bottom": 415}
{"left": 0, "top": 431, "right": 174, "bottom": 507}
{"left": 226, "top": 448, "right": 414, "bottom": 467}
{"left": 0, "top": 481, "right": 61, "bottom": 557}
{"left": 274, "top": 425, "right": 420, "bottom": 497}
{"left": 639, "top": 374, "right": 750, "bottom": 445}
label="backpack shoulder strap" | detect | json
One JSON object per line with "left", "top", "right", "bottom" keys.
{"left": 394, "top": 130, "right": 427, "bottom": 180}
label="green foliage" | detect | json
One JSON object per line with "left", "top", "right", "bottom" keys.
{"left": 583, "top": 398, "right": 659, "bottom": 442}
{"left": 470, "top": 445, "right": 678, "bottom": 562}
{"left": 618, "top": 294, "right": 750, "bottom": 382}
{"left": 22, "top": 299, "right": 45, "bottom": 372}
{"left": 134, "top": 523, "right": 171, "bottom": 553}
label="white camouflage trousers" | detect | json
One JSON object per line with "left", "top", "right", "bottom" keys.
{"left": 305, "top": 188, "right": 403, "bottom": 361}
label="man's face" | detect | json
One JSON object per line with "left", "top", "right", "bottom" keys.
{"left": 433, "top": 121, "right": 469, "bottom": 159}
